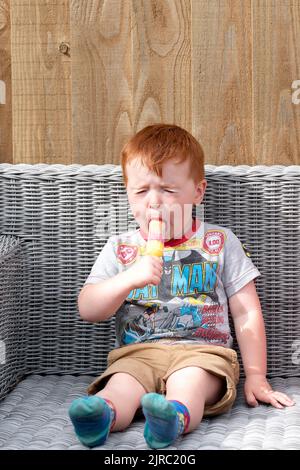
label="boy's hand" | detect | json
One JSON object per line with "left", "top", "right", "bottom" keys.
{"left": 244, "top": 374, "right": 295, "bottom": 409}
{"left": 125, "top": 255, "right": 163, "bottom": 290}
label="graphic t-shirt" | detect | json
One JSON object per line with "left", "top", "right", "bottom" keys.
{"left": 84, "top": 218, "right": 261, "bottom": 349}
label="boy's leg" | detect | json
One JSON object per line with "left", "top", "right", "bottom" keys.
{"left": 95, "top": 372, "right": 147, "bottom": 431}
{"left": 165, "top": 366, "right": 224, "bottom": 432}
{"left": 142, "top": 366, "right": 224, "bottom": 448}
{"left": 69, "top": 372, "right": 147, "bottom": 446}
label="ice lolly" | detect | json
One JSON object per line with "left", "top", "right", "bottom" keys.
{"left": 146, "top": 217, "right": 165, "bottom": 257}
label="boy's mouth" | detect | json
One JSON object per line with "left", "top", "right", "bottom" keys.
{"left": 147, "top": 207, "right": 169, "bottom": 224}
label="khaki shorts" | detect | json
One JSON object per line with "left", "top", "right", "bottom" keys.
{"left": 87, "top": 342, "right": 240, "bottom": 417}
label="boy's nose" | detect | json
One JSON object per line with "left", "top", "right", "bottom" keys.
{"left": 148, "top": 191, "right": 162, "bottom": 207}
{"left": 147, "top": 195, "right": 163, "bottom": 221}
{"left": 148, "top": 202, "right": 161, "bottom": 216}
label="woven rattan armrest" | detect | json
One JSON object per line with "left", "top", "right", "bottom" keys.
{"left": 0, "top": 235, "right": 29, "bottom": 400}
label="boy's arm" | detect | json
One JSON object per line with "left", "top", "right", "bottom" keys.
{"left": 78, "top": 255, "right": 163, "bottom": 322}
{"left": 78, "top": 270, "right": 134, "bottom": 322}
{"left": 229, "top": 280, "right": 295, "bottom": 409}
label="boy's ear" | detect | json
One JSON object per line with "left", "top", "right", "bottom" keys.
{"left": 194, "top": 179, "right": 207, "bottom": 205}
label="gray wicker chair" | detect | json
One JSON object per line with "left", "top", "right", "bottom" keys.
{"left": 0, "top": 163, "right": 299, "bottom": 450}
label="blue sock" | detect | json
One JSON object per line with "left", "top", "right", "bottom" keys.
{"left": 68, "top": 395, "right": 116, "bottom": 447}
{"left": 141, "top": 393, "right": 190, "bottom": 449}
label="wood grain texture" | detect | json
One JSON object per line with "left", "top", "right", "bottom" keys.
{"left": 253, "top": 0, "right": 300, "bottom": 165}
{"left": 131, "top": 0, "right": 191, "bottom": 135}
{"left": 192, "top": 0, "right": 253, "bottom": 165}
{"left": 10, "top": 0, "right": 72, "bottom": 163}
{"left": 0, "top": 0, "right": 12, "bottom": 163}
{"left": 4, "top": 0, "right": 300, "bottom": 165}
{"left": 71, "top": 0, "right": 132, "bottom": 164}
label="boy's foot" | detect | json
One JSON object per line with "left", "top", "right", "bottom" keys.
{"left": 68, "top": 395, "right": 115, "bottom": 447}
{"left": 141, "top": 393, "right": 189, "bottom": 449}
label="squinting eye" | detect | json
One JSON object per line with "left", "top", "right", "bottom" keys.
{"left": 135, "top": 189, "right": 175, "bottom": 194}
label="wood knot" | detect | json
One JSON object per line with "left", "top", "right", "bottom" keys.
{"left": 59, "top": 42, "right": 70, "bottom": 56}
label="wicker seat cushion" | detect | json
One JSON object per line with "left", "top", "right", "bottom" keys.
{"left": 0, "top": 375, "right": 299, "bottom": 450}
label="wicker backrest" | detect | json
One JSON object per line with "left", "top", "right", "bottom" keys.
{"left": 0, "top": 164, "right": 299, "bottom": 378}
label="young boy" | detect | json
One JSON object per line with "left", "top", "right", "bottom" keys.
{"left": 69, "top": 124, "right": 295, "bottom": 449}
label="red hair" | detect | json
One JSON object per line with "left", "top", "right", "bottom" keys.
{"left": 120, "top": 124, "right": 205, "bottom": 186}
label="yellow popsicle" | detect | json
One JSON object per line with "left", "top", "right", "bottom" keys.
{"left": 146, "top": 218, "right": 165, "bottom": 257}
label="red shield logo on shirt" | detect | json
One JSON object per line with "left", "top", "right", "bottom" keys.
{"left": 117, "top": 244, "right": 138, "bottom": 265}
{"left": 203, "top": 231, "right": 225, "bottom": 255}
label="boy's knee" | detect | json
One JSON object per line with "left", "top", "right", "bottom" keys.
{"left": 102, "top": 372, "right": 147, "bottom": 401}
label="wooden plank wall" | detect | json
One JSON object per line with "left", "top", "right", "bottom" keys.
{"left": 0, "top": 0, "right": 299, "bottom": 165}
{"left": 0, "top": 0, "right": 12, "bottom": 162}
{"left": 10, "top": 0, "right": 71, "bottom": 163}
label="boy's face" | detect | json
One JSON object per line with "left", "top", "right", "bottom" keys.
{"left": 126, "top": 157, "right": 207, "bottom": 240}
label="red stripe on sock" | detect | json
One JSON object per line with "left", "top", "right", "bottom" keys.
{"left": 103, "top": 398, "right": 117, "bottom": 431}
{"left": 169, "top": 399, "right": 190, "bottom": 434}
